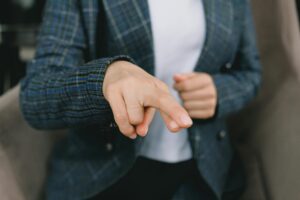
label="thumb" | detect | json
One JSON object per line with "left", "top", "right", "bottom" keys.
{"left": 173, "top": 73, "right": 196, "bottom": 82}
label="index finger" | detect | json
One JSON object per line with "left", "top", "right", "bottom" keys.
{"left": 146, "top": 92, "right": 193, "bottom": 128}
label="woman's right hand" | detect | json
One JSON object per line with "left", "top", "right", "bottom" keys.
{"left": 103, "top": 61, "right": 193, "bottom": 139}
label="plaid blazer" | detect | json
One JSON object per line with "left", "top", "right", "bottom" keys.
{"left": 20, "top": 0, "right": 261, "bottom": 199}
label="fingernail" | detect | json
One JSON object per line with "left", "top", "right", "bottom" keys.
{"left": 138, "top": 127, "right": 148, "bottom": 137}
{"left": 169, "top": 121, "right": 179, "bottom": 129}
{"left": 129, "top": 134, "right": 137, "bottom": 139}
{"left": 180, "top": 115, "right": 193, "bottom": 126}
{"left": 144, "top": 127, "right": 148, "bottom": 135}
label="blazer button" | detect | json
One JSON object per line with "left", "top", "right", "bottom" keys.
{"left": 225, "top": 63, "right": 232, "bottom": 70}
{"left": 105, "top": 143, "right": 113, "bottom": 152}
{"left": 109, "top": 122, "right": 117, "bottom": 128}
{"left": 217, "top": 130, "right": 227, "bottom": 140}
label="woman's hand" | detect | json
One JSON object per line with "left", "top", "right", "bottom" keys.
{"left": 103, "top": 61, "right": 193, "bottom": 139}
{"left": 173, "top": 73, "right": 217, "bottom": 119}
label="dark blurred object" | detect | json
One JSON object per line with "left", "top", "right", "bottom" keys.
{"left": 0, "top": 0, "right": 45, "bottom": 95}
{"left": 0, "top": 45, "right": 24, "bottom": 95}
{"left": 0, "top": 0, "right": 44, "bottom": 24}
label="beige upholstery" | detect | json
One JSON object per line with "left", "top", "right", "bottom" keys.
{"left": 0, "top": 86, "right": 66, "bottom": 200}
{"left": 0, "top": 0, "right": 299, "bottom": 199}
{"left": 236, "top": 0, "right": 300, "bottom": 199}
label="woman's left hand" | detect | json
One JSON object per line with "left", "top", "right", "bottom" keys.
{"left": 173, "top": 72, "right": 217, "bottom": 119}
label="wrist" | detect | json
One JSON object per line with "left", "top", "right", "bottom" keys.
{"left": 102, "top": 60, "right": 129, "bottom": 97}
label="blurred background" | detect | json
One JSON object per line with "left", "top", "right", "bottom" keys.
{"left": 0, "top": 0, "right": 300, "bottom": 94}
{"left": 0, "top": 0, "right": 45, "bottom": 95}
{"left": 0, "top": 0, "right": 300, "bottom": 200}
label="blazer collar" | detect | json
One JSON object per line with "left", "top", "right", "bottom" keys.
{"left": 195, "top": 0, "right": 234, "bottom": 73}
{"left": 103, "top": 0, "right": 154, "bottom": 74}
{"left": 103, "top": 0, "right": 234, "bottom": 74}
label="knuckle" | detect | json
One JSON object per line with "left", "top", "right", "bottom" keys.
{"left": 106, "top": 82, "right": 119, "bottom": 92}
{"left": 183, "top": 102, "right": 189, "bottom": 109}
{"left": 158, "top": 93, "right": 169, "bottom": 104}
{"left": 105, "top": 85, "right": 117, "bottom": 99}
{"left": 161, "top": 83, "right": 169, "bottom": 92}
{"left": 155, "top": 80, "right": 169, "bottom": 92}
{"left": 127, "top": 104, "right": 141, "bottom": 112}
{"left": 207, "top": 91, "right": 215, "bottom": 99}
{"left": 129, "top": 117, "right": 143, "bottom": 125}
{"left": 209, "top": 100, "right": 216, "bottom": 107}
{"left": 115, "top": 113, "right": 127, "bottom": 123}
{"left": 204, "top": 110, "right": 215, "bottom": 118}
{"left": 158, "top": 93, "right": 177, "bottom": 110}
{"left": 119, "top": 78, "right": 132, "bottom": 88}
{"left": 188, "top": 111, "right": 195, "bottom": 118}
{"left": 211, "top": 90, "right": 217, "bottom": 98}
{"left": 105, "top": 84, "right": 114, "bottom": 93}
{"left": 125, "top": 76, "right": 137, "bottom": 84}
{"left": 127, "top": 106, "right": 143, "bottom": 124}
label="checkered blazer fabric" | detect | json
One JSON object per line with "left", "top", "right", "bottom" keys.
{"left": 19, "top": 0, "right": 261, "bottom": 199}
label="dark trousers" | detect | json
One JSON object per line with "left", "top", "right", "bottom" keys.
{"left": 88, "top": 157, "right": 216, "bottom": 200}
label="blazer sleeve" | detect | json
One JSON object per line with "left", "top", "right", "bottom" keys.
{"left": 20, "top": 0, "right": 133, "bottom": 130}
{"left": 212, "top": 1, "right": 262, "bottom": 119}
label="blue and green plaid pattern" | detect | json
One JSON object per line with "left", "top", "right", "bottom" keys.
{"left": 20, "top": 0, "right": 261, "bottom": 199}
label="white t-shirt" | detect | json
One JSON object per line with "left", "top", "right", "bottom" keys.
{"left": 139, "top": 0, "right": 206, "bottom": 163}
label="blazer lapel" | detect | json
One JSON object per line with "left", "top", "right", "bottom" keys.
{"left": 103, "top": 0, "right": 234, "bottom": 75}
{"left": 103, "top": 0, "right": 155, "bottom": 75}
{"left": 194, "top": 0, "right": 234, "bottom": 73}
